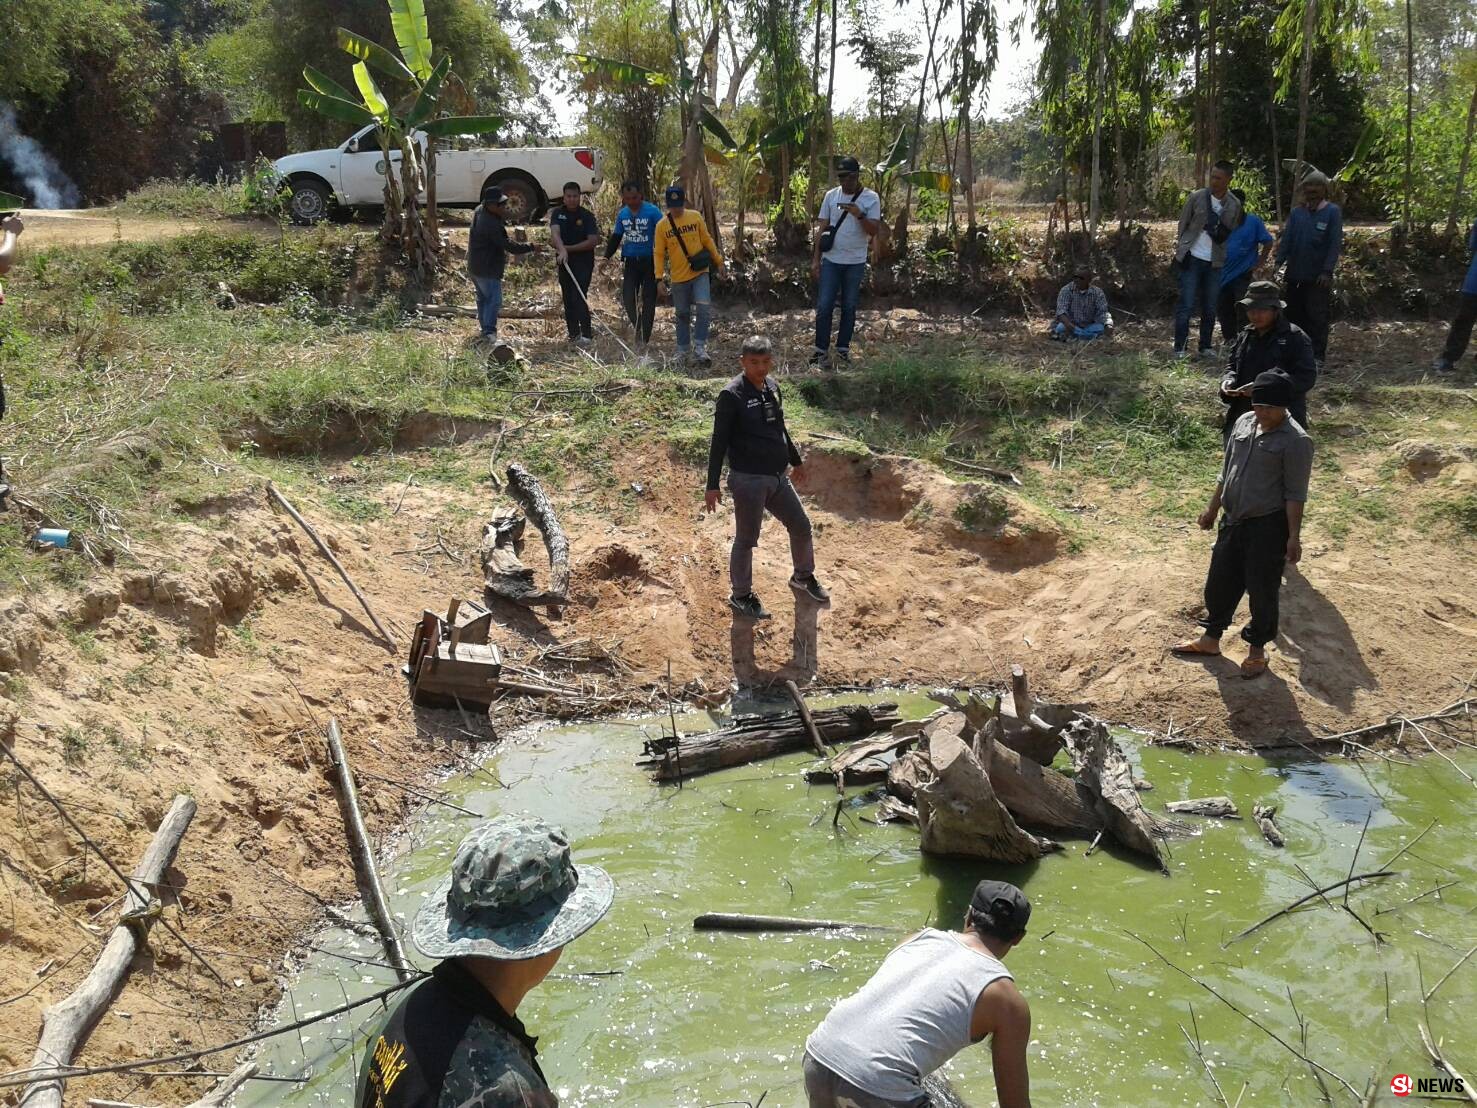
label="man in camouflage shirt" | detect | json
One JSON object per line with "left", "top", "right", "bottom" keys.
{"left": 356, "top": 817, "right": 614, "bottom": 1108}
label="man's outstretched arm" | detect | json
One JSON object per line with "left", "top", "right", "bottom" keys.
{"left": 972, "top": 978, "right": 1032, "bottom": 1108}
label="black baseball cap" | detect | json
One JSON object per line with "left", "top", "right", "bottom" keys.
{"left": 970, "top": 880, "right": 1031, "bottom": 937}
{"left": 1251, "top": 370, "right": 1293, "bottom": 408}
{"left": 665, "top": 184, "right": 686, "bottom": 207}
{"left": 481, "top": 185, "right": 507, "bottom": 205}
{"left": 837, "top": 156, "right": 861, "bottom": 176}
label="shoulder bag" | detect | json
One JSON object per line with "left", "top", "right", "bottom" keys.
{"left": 819, "top": 190, "right": 859, "bottom": 254}
{"left": 666, "top": 213, "right": 713, "bottom": 275}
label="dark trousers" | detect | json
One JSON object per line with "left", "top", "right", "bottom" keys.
{"left": 1441, "top": 292, "right": 1477, "bottom": 363}
{"left": 1217, "top": 273, "right": 1252, "bottom": 347}
{"left": 1174, "top": 257, "right": 1218, "bottom": 352}
{"left": 1284, "top": 280, "right": 1331, "bottom": 361}
{"left": 1201, "top": 512, "right": 1289, "bottom": 648}
{"left": 727, "top": 471, "right": 814, "bottom": 597}
{"left": 557, "top": 258, "right": 594, "bottom": 339}
{"left": 621, "top": 256, "right": 657, "bottom": 343}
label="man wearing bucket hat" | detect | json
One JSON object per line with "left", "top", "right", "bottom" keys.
{"left": 356, "top": 816, "right": 613, "bottom": 1108}
{"left": 1218, "top": 280, "right": 1317, "bottom": 434}
{"left": 802, "top": 880, "right": 1035, "bottom": 1107}
{"left": 1173, "top": 370, "right": 1313, "bottom": 679}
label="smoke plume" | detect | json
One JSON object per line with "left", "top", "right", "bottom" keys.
{"left": 0, "top": 102, "right": 81, "bottom": 209}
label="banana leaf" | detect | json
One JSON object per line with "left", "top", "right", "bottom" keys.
{"left": 700, "top": 107, "right": 738, "bottom": 151}
{"left": 390, "top": 0, "right": 434, "bottom": 80}
{"left": 406, "top": 54, "right": 453, "bottom": 127}
{"left": 418, "top": 115, "right": 503, "bottom": 138}
{"left": 297, "top": 89, "right": 377, "bottom": 127}
{"left": 902, "top": 169, "right": 953, "bottom": 191}
{"left": 352, "top": 62, "right": 389, "bottom": 117}
{"left": 877, "top": 124, "right": 911, "bottom": 174}
{"left": 568, "top": 53, "right": 670, "bottom": 89}
{"left": 758, "top": 111, "right": 813, "bottom": 152}
{"left": 336, "top": 28, "right": 415, "bottom": 83}
{"left": 704, "top": 145, "right": 730, "bottom": 167}
{"left": 303, "top": 65, "right": 358, "bottom": 104}
{"left": 1335, "top": 119, "right": 1378, "bottom": 182}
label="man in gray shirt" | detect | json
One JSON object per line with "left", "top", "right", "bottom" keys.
{"left": 1172, "top": 370, "right": 1313, "bottom": 678}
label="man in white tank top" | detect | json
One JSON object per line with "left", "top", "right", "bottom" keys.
{"left": 802, "top": 881, "right": 1033, "bottom": 1108}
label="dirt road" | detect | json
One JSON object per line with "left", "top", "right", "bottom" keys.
{"left": 9, "top": 209, "right": 282, "bottom": 248}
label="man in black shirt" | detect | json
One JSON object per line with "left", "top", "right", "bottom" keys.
{"left": 467, "top": 186, "right": 539, "bottom": 348}
{"left": 705, "top": 335, "right": 830, "bottom": 619}
{"left": 357, "top": 816, "right": 614, "bottom": 1108}
{"left": 1219, "top": 280, "right": 1317, "bottom": 433}
{"left": 549, "top": 181, "right": 599, "bottom": 347}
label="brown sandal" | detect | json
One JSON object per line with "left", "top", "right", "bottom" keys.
{"left": 1171, "top": 640, "right": 1222, "bottom": 657}
{"left": 1240, "top": 656, "right": 1269, "bottom": 678}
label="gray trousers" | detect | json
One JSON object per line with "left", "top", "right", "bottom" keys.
{"left": 728, "top": 470, "right": 814, "bottom": 598}
{"left": 802, "top": 1054, "right": 929, "bottom": 1108}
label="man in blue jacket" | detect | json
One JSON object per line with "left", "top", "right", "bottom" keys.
{"left": 605, "top": 180, "right": 663, "bottom": 350}
{"left": 1217, "top": 188, "right": 1274, "bottom": 346}
{"left": 1433, "top": 219, "right": 1477, "bottom": 375}
{"left": 1276, "top": 171, "right": 1342, "bottom": 367}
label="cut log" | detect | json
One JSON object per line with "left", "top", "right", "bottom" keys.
{"left": 785, "top": 679, "right": 828, "bottom": 758}
{"left": 1254, "top": 805, "right": 1286, "bottom": 847}
{"left": 979, "top": 721, "right": 1102, "bottom": 836}
{"left": 20, "top": 796, "right": 197, "bottom": 1108}
{"left": 804, "top": 731, "right": 919, "bottom": 785}
{"left": 887, "top": 750, "right": 929, "bottom": 804}
{"left": 1167, "top": 797, "right": 1241, "bottom": 819}
{"left": 916, "top": 730, "right": 1060, "bottom": 863}
{"left": 693, "top": 912, "right": 895, "bottom": 933}
{"left": 325, "top": 719, "right": 415, "bottom": 982}
{"left": 505, "top": 463, "right": 570, "bottom": 605}
{"left": 638, "top": 703, "right": 901, "bottom": 782}
{"left": 480, "top": 507, "right": 547, "bottom": 606}
{"left": 1064, "top": 718, "right": 1172, "bottom": 871}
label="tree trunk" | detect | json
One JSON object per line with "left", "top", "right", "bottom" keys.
{"left": 505, "top": 463, "right": 570, "bottom": 604}
{"left": 1403, "top": 0, "right": 1414, "bottom": 230}
{"left": 825, "top": 0, "right": 839, "bottom": 170}
{"left": 1192, "top": 0, "right": 1204, "bottom": 185}
{"left": 1268, "top": 65, "right": 1284, "bottom": 223}
{"left": 1206, "top": 0, "right": 1219, "bottom": 166}
{"left": 959, "top": 0, "right": 977, "bottom": 229}
{"left": 1293, "top": 0, "right": 1317, "bottom": 188}
{"left": 426, "top": 135, "right": 439, "bottom": 241}
{"left": 807, "top": 0, "right": 823, "bottom": 215}
{"left": 20, "top": 797, "right": 197, "bottom": 1108}
{"left": 1089, "top": 0, "right": 1108, "bottom": 237}
{"left": 899, "top": 0, "right": 943, "bottom": 250}
{"left": 1447, "top": 75, "right": 1477, "bottom": 237}
{"left": 637, "top": 703, "right": 902, "bottom": 781}
{"left": 981, "top": 725, "right": 1101, "bottom": 836}
{"left": 916, "top": 729, "right": 1060, "bottom": 862}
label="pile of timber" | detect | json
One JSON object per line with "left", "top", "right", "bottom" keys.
{"left": 637, "top": 702, "right": 901, "bottom": 782}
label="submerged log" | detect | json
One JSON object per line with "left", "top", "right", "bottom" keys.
{"left": 1167, "top": 797, "right": 1241, "bottom": 819}
{"left": 638, "top": 703, "right": 901, "bottom": 781}
{"left": 505, "top": 463, "right": 570, "bottom": 605}
{"left": 1253, "top": 804, "right": 1286, "bottom": 847}
{"left": 693, "top": 912, "right": 896, "bottom": 933}
{"left": 1065, "top": 718, "right": 1172, "bottom": 871}
{"left": 916, "top": 730, "right": 1060, "bottom": 863}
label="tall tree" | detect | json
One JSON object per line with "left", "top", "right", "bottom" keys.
{"left": 952, "top": 0, "right": 1000, "bottom": 228}
{"left": 1089, "top": 0, "right": 1108, "bottom": 234}
{"left": 1449, "top": 69, "right": 1477, "bottom": 235}
{"left": 1402, "top": 0, "right": 1413, "bottom": 229}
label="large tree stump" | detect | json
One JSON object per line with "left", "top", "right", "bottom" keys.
{"left": 1065, "top": 718, "right": 1172, "bottom": 871}
{"left": 505, "top": 463, "right": 569, "bottom": 604}
{"left": 916, "top": 730, "right": 1060, "bottom": 863}
{"left": 480, "top": 506, "right": 544, "bottom": 605}
{"left": 979, "top": 722, "right": 1101, "bottom": 836}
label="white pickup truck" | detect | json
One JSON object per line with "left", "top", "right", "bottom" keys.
{"left": 273, "top": 125, "right": 604, "bottom": 225}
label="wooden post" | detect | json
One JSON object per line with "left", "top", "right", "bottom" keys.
{"left": 325, "top": 718, "right": 415, "bottom": 982}
{"left": 784, "top": 680, "right": 828, "bottom": 758}
{"left": 267, "top": 482, "right": 398, "bottom": 650}
{"left": 21, "top": 796, "right": 197, "bottom": 1108}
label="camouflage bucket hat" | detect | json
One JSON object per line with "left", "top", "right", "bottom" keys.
{"left": 412, "top": 816, "right": 614, "bottom": 960}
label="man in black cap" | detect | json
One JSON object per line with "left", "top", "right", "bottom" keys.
{"left": 1218, "top": 280, "right": 1317, "bottom": 434}
{"left": 803, "top": 879, "right": 1034, "bottom": 1108}
{"left": 1173, "top": 370, "right": 1314, "bottom": 679}
{"left": 1049, "top": 262, "right": 1112, "bottom": 340}
{"left": 810, "top": 156, "right": 881, "bottom": 367}
{"left": 467, "top": 186, "right": 540, "bottom": 351}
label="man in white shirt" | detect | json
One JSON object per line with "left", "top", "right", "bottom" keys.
{"left": 810, "top": 156, "right": 881, "bottom": 367}
{"left": 1172, "top": 160, "right": 1243, "bottom": 359}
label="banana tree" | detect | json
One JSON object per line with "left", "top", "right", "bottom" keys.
{"left": 700, "top": 109, "right": 817, "bottom": 259}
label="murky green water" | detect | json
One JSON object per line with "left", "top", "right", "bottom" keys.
{"left": 248, "top": 694, "right": 1477, "bottom": 1107}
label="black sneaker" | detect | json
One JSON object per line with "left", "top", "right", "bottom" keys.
{"left": 789, "top": 574, "right": 831, "bottom": 603}
{"left": 833, "top": 349, "right": 851, "bottom": 366}
{"left": 808, "top": 349, "right": 829, "bottom": 368}
{"left": 728, "top": 593, "right": 771, "bottom": 620}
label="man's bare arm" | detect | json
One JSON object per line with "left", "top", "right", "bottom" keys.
{"left": 972, "top": 978, "right": 1032, "bottom": 1108}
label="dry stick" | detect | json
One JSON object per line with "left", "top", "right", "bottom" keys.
{"left": 1178, "top": 1005, "right": 1231, "bottom": 1108}
{"left": 1344, "top": 812, "right": 1373, "bottom": 906}
{"left": 1423, "top": 942, "right": 1477, "bottom": 1004}
{"left": 1418, "top": 1022, "right": 1477, "bottom": 1107}
{"left": 784, "top": 680, "right": 828, "bottom": 759}
{"left": 20, "top": 796, "right": 197, "bottom": 1108}
{"left": 1378, "top": 818, "right": 1439, "bottom": 871}
{"left": 267, "top": 482, "right": 398, "bottom": 650}
{"left": 1374, "top": 881, "right": 1459, "bottom": 916}
{"left": 1226, "top": 871, "right": 1397, "bottom": 944}
{"left": 324, "top": 719, "right": 415, "bottom": 983}
{"left": 0, "top": 974, "right": 428, "bottom": 1090}
{"left": 0, "top": 746, "right": 226, "bottom": 988}
{"left": 1406, "top": 718, "right": 1477, "bottom": 788}
{"left": 354, "top": 770, "right": 479, "bottom": 818}
{"left": 1125, "top": 930, "right": 1362, "bottom": 1101}
{"left": 1315, "top": 698, "right": 1476, "bottom": 746}
{"left": 693, "top": 913, "right": 898, "bottom": 933}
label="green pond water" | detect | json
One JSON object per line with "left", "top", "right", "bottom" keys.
{"left": 247, "top": 693, "right": 1477, "bottom": 1107}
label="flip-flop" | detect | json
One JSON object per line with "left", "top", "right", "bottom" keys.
{"left": 1240, "top": 656, "right": 1269, "bottom": 678}
{"left": 1170, "top": 641, "right": 1222, "bottom": 657}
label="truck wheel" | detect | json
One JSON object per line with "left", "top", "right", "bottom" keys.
{"left": 287, "top": 180, "right": 332, "bottom": 225}
{"left": 490, "top": 177, "right": 541, "bottom": 224}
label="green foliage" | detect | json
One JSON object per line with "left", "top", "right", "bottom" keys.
{"left": 1427, "top": 492, "right": 1477, "bottom": 536}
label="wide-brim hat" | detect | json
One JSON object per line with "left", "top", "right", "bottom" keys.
{"left": 412, "top": 816, "right": 614, "bottom": 961}
{"left": 1239, "top": 279, "right": 1285, "bottom": 311}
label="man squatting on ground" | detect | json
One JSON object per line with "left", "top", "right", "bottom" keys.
{"left": 803, "top": 880, "right": 1034, "bottom": 1108}
{"left": 706, "top": 335, "right": 829, "bottom": 620}
{"left": 604, "top": 180, "right": 663, "bottom": 349}
{"left": 0, "top": 209, "right": 21, "bottom": 507}
{"left": 1049, "top": 263, "right": 1112, "bottom": 340}
{"left": 811, "top": 155, "right": 882, "bottom": 366}
{"left": 1276, "top": 170, "right": 1342, "bottom": 368}
{"left": 466, "top": 186, "right": 540, "bottom": 346}
{"left": 1173, "top": 160, "right": 1243, "bottom": 358}
{"left": 1219, "top": 280, "right": 1317, "bottom": 434}
{"left": 356, "top": 816, "right": 613, "bottom": 1108}
{"left": 549, "top": 181, "right": 600, "bottom": 348}
{"left": 1173, "top": 370, "right": 1314, "bottom": 679}
{"left": 654, "top": 184, "right": 726, "bottom": 368}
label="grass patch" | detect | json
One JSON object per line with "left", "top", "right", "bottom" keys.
{"left": 1425, "top": 492, "right": 1477, "bottom": 537}
{"left": 61, "top": 726, "right": 90, "bottom": 765}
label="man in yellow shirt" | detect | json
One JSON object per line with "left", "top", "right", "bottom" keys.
{"left": 653, "top": 184, "right": 725, "bottom": 368}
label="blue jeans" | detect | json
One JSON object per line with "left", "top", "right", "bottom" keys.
{"left": 815, "top": 260, "right": 866, "bottom": 353}
{"left": 1051, "top": 321, "right": 1105, "bottom": 340}
{"left": 1175, "top": 257, "right": 1218, "bottom": 352}
{"left": 471, "top": 275, "right": 502, "bottom": 337}
{"left": 671, "top": 272, "right": 711, "bottom": 350}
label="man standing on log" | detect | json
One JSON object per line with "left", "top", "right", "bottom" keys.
{"left": 356, "top": 816, "right": 613, "bottom": 1108}
{"left": 705, "top": 334, "right": 829, "bottom": 620}
{"left": 802, "top": 880, "right": 1034, "bottom": 1108}
{"left": 1172, "top": 370, "right": 1313, "bottom": 679}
